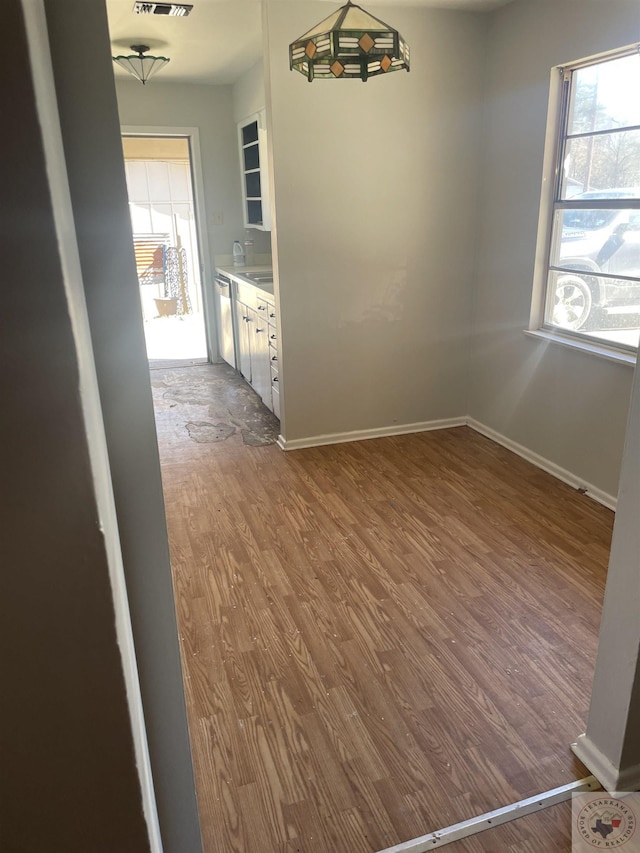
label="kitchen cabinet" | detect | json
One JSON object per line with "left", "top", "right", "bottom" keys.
{"left": 232, "top": 275, "right": 277, "bottom": 414}
{"left": 251, "top": 301, "right": 272, "bottom": 406}
{"left": 267, "top": 304, "right": 280, "bottom": 419}
{"left": 234, "top": 299, "right": 252, "bottom": 381}
{"left": 238, "top": 111, "right": 271, "bottom": 231}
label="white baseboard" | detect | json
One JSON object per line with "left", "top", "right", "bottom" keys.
{"left": 276, "top": 415, "right": 617, "bottom": 511}
{"left": 572, "top": 734, "right": 640, "bottom": 793}
{"left": 466, "top": 418, "right": 617, "bottom": 511}
{"left": 277, "top": 417, "right": 467, "bottom": 452}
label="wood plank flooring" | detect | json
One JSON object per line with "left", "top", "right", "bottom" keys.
{"left": 152, "top": 370, "right": 613, "bottom": 852}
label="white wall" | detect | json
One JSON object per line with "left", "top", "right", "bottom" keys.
{"left": 264, "top": 1, "right": 487, "bottom": 443}
{"left": 115, "top": 79, "right": 245, "bottom": 263}
{"left": 470, "top": 0, "right": 640, "bottom": 498}
{"left": 232, "top": 58, "right": 266, "bottom": 123}
{"left": 574, "top": 339, "right": 640, "bottom": 788}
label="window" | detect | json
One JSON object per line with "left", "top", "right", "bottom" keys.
{"left": 539, "top": 48, "right": 640, "bottom": 352}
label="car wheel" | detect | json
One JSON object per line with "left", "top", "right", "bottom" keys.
{"left": 552, "top": 274, "right": 599, "bottom": 331}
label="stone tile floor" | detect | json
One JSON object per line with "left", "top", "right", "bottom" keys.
{"left": 150, "top": 363, "right": 280, "bottom": 447}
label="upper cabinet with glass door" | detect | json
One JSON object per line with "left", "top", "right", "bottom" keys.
{"left": 238, "top": 110, "right": 271, "bottom": 231}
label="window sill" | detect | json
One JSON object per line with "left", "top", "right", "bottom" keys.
{"left": 523, "top": 329, "right": 637, "bottom": 366}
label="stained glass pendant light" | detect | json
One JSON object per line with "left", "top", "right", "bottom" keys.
{"left": 112, "top": 44, "right": 170, "bottom": 85}
{"left": 289, "top": 0, "right": 410, "bottom": 82}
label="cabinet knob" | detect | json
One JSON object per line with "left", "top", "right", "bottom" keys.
{"left": 258, "top": 305, "right": 266, "bottom": 311}
{"left": 272, "top": 376, "right": 279, "bottom": 382}
{"left": 270, "top": 334, "right": 276, "bottom": 340}
{"left": 256, "top": 328, "right": 264, "bottom": 333}
{"left": 271, "top": 355, "right": 277, "bottom": 361}
{"left": 243, "top": 315, "right": 250, "bottom": 322}
{"left": 269, "top": 313, "right": 276, "bottom": 318}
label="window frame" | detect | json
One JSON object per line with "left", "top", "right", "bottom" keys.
{"left": 532, "top": 44, "right": 640, "bottom": 356}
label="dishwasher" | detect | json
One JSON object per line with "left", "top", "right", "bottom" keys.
{"left": 214, "top": 274, "right": 236, "bottom": 368}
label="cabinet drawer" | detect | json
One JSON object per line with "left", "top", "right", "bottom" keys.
{"left": 271, "top": 386, "right": 280, "bottom": 419}
{"left": 270, "top": 364, "right": 279, "bottom": 386}
{"left": 268, "top": 328, "right": 277, "bottom": 348}
{"left": 269, "top": 348, "right": 278, "bottom": 368}
{"left": 235, "top": 280, "right": 258, "bottom": 309}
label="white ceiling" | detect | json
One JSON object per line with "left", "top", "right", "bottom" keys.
{"left": 106, "top": 0, "right": 514, "bottom": 86}
{"left": 107, "top": 0, "right": 264, "bottom": 85}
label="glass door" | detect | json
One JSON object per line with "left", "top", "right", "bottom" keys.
{"left": 122, "top": 134, "right": 208, "bottom": 366}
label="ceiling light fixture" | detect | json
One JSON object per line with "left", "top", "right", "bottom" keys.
{"left": 289, "top": 0, "right": 410, "bottom": 82}
{"left": 112, "top": 44, "right": 170, "bottom": 85}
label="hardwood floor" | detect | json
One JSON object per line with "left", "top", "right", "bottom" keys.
{"left": 153, "top": 376, "right": 613, "bottom": 852}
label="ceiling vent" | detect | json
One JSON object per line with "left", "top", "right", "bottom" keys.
{"left": 133, "top": 2, "right": 193, "bottom": 16}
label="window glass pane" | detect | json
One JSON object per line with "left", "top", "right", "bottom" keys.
{"left": 247, "top": 200, "right": 263, "bottom": 224}
{"left": 242, "top": 121, "right": 259, "bottom": 146}
{"left": 150, "top": 203, "right": 174, "bottom": 236}
{"left": 129, "top": 202, "right": 152, "bottom": 233}
{"left": 540, "top": 50, "right": 640, "bottom": 351}
{"left": 545, "top": 268, "right": 640, "bottom": 347}
{"left": 244, "top": 143, "right": 260, "bottom": 172}
{"left": 125, "top": 161, "right": 148, "bottom": 202}
{"left": 545, "top": 269, "right": 598, "bottom": 330}
{"left": 568, "top": 54, "right": 640, "bottom": 135}
{"left": 245, "top": 171, "right": 261, "bottom": 199}
{"left": 146, "top": 161, "right": 171, "bottom": 200}
{"left": 561, "top": 130, "right": 640, "bottom": 198}
{"left": 168, "top": 162, "right": 191, "bottom": 201}
{"left": 549, "top": 208, "right": 640, "bottom": 280}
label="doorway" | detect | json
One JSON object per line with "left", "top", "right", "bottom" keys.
{"left": 122, "top": 134, "right": 208, "bottom": 366}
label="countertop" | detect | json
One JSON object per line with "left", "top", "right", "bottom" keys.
{"left": 216, "top": 265, "right": 274, "bottom": 295}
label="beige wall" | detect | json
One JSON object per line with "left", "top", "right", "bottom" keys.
{"left": 469, "top": 0, "right": 640, "bottom": 498}
{"left": 265, "top": 1, "right": 487, "bottom": 443}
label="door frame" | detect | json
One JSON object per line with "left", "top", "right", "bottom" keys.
{"left": 121, "top": 125, "right": 218, "bottom": 363}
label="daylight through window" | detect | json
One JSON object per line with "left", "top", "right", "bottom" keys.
{"left": 542, "top": 48, "right": 640, "bottom": 351}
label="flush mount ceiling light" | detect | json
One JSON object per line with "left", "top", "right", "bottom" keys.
{"left": 112, "top": 44, "right": 170, "bottom": 85}
{"left": 289, "top": 0, "right": 410, "bottom": 82}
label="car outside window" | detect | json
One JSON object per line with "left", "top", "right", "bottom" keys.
{"left": 541, "top": 48, "right": 640, "bottom": 351}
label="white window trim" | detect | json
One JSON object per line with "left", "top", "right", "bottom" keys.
{"left": 523, "top": 329, "right": 636, "bottom": 366}
{"left": 529, "top": 43, "right": 640, "bottom": 358}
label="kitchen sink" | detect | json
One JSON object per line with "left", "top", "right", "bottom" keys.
{"left": 243, "top": 272, "right": 274, "bottom": 292}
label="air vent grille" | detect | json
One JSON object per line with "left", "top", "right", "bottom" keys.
{"left": 133, "top": 2, "right": 193, "bottom": 16}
